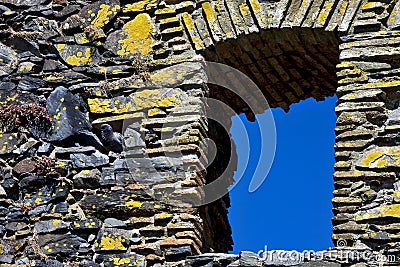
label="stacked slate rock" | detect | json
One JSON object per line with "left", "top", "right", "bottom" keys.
{"left": 0, "top": 0, "right": 232, "bottom": 265}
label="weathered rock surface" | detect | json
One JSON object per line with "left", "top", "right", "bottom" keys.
{"left": 0, "top": 0, "right": 400, "bottom": 266}
{"left": 46, "top": 86, "right": 92, "bottom": 141}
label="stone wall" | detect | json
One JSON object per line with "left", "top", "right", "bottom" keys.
{"left": 0, "top": 0, "right": 399, "bottom": 266}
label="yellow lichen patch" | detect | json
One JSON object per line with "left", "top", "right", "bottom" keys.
{"left": 124, "top": 200, "right": 142, "bottom": 209}
{"left": 88, "top": 98, "right": 132, "bottom": 114}
{"left": 343, "top": 93, "right": 355, "bottom": 100}
{"left": 202, "top": 2, "right": 216, "bottom": 21}
{"left": 66, "top": 47, "right": 93, "bottom": 66}
{"left": 89, "top": 89, "right": 183, "bottom": 116}
{"left": 355, "top": 213, "right": 375, "bottom": 221}
{"left": 336, "top": 61, "right": 355, "bottom": 69}
{"left": 57, "top": 44, "right": 66, "bottom": 51}
{"left": 361, "top": 2, "right": 381, "bottom": 10}
{"left": 98, "top": 235, "right": 126, "bottom": 250}
{"left": 46, "top": 75, "right": 64, "bottom": 81}
{"left": 158, "top": 212, "right": 171, "bottom": 219}
{"left": 155, "top": 7, "right": 174, "bottom": 15}
{"left": 357, "top": 204, "right": 400, "bottom": 221}
{"left": 109, "top": 257, "right": 132, "bottom": 266}
{"left": 117, "top": 13, "right": 154, "bottom": 56}
{"left": 249, "top": 0, "right": 261, "bottom": 13}
{"left": 317, "top": 11, "right": 329, "bottom": 24}
{"left": 335, "top": 161, "right": 349, "bottom": 167}
{"left": 87, "top": 98, "right": 110, "bottom": 113}
{"left": 339, "top": 1, "right": 348, "bottom": 15}
{"left": 157, "top": 96, "right": 180, "bottom": 107}
{"left": 81, "top": 36, "right": 89, "bottom": 44}
{"left": 376, "top": 159, "right": 387, "bottom": 168}
{"left": 375, "top": 80, "right": 400, "bottom": 88}
{"left": 91, "top": 4, "right": 120, "bottom": 28}
{"left": 361, "top": 150, "right": 384, "bottom": 167}
{"left": 239, "top": 3, "right": 249, "bottom": 17}
{"left": 112, "top": 69, "right": 122, "bottom": 74}
{"left": 132, "top": 90, "right": 182, "bottom": 109}
{"left": 53, "top": 219, "right": 60, "bottom": 227}
{"left": 4, "top": 93, "right": 18, "bottom": 104}
{"left": 361, "top": 147, "right": 400, "bottom": 168}
{"left": 133, "top": 88, "right": 158, "bottom": 99}
{"left": 151, "top": 68, "right": 183, "bottom": 84}
{"left": 394, "top": 190, "right": 400, "bottom": 200}
{"left": 317, "top": 2, "right": 334, "bottom": 24}
{"left": 123, "top": 0, "right": 157, "bottom": 12}
{"left": 381, "top": 204, "right": 400, "bottom": 217}
{"left": 388, "top": 9, "right": 397, "bottom": 25}
{"left": 181, "top": 12, "right": 203, "bottom": 50}
{"left": 148, "top": 108, "right": 164, "bottom": 116}
{"left": 159, "top": 17, "right": 179, "bottom": 24}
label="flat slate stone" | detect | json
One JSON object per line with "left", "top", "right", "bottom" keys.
{"left": 22, "top": 180, "right": 69, "bottom": 206}
{"left": 13, "top": 158, "right": 36, "bottom": 175}
{"left": 34, "top": 219, "right": 69, "bottom": 234}
{"left": 45, "top": 86, "right": 92, "bottom": 142}
{"left": 33, "top": 259, "right": 64, "bottom": 267}
{"left": 37, "top": 234, "right": 88, "bottom": 256}
{"left": 0, "top": 0, "right": 48, "bottom": 6}
{"left": 70, "top": 152, "right": 109, "bottom": 169}
{"left": 0, "top": 81, "right": 16, "bottom": 90}
{"left": 94, "top": 228, "right": 131, "bottom": 252}
{"left": 0, "top": 133, "right": 25, "bottom": 155}
{"left": 104, "top": 218, "right": 127, "bottom": 228}
{"left": 0, "top": 42, "right": 17, "bottom": 74}
{"left": 17, "top": 76, "right": 45, "bottom": 91}
{"left": 239, "top": 251, "right": 259, "bottom": 266}
{"left": 96, "top": 253, "right": 145, "bottom": 267}
{"left": 73, "top": 168, "right": 101, "bottom": 189}
{"left": 56, "top": 44, "right": 100, "bottom": 67}
{"left": 70, "top": 218, "right": 101, "bottom": 233}
{"left": 53, "top": 146, "right": 97, "bottom": 158}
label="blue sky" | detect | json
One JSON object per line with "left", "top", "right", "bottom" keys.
{"left": 228, "top": 95, "right": 337, "bottom": 253}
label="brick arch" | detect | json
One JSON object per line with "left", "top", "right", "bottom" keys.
{"left": 178, "top": 0, "right": 400, "bottom": 262}
{"left": 180, "top": 0, "right": 399, "bottom": 113}
{"left": 180, "top": 0, "right": 347, "bottom": 113}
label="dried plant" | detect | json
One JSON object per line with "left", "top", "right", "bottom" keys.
{"left": 20, "top": 202, "right": 36, "bottom": 213}
{"left": 131, "top": 52, "right": 151, "bottom": 81}
{"left": 32, "top": 156, "right": 59, "bottom": 179}
{"left": 0, "top": 104, "right": 52, "bottom": 133}
{"left": 27, "top": 231, "right": 48, "bottom": 260}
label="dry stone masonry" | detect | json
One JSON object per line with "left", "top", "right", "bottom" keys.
{"left": 0, "top": 0, "right": 399, "bottom": 266}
